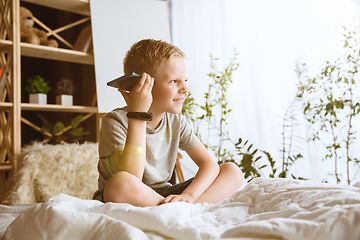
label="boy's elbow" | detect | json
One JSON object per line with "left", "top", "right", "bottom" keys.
{"left": 203, "top": 160, "right": 220, "bottom": 175}
{"left": 111, "top": 152, "right": 145, "bottom": 180}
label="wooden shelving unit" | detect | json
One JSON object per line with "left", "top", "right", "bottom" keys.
{"left": 0, "top": 0, "right": 98, "bottom": 202}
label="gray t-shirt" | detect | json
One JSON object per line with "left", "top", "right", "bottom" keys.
{"left": 93, "top": 106, "right": 200, "bottom": 201}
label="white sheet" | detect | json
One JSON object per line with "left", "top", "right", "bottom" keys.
{"left": 2, "top": 178, "right": 360, "bottom": 240}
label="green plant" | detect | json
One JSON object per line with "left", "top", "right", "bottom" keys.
{"left": 235, "top": 138, "right": 262, "bottom": 181}
{"left": 55, "top": 78, "right": 75, "bottom": 95}
{"left": 37, "top": 113, "right": 90, "bottom": 144}
{"left": 279, "top": 92, "right": 304, "bottom": 178}
{"left": 25, "top": 75, "right": 51, "bottom": 94}
{"left": 297, "top": 25, "right": 360, "bottom": 185}
{"left": 197, "top": 51, "right": 239, "bottom": 163}
{"left": 182, "top": 91, "right": 198, "bottom": 124}
{"left": 235, "top": 138, "right": 305, "bottom": 182}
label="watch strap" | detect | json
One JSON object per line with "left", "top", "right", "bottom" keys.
{"left": 127, "top": 112, "right": 153, "bottom": 121}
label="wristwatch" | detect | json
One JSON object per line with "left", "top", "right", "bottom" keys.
{"left": 127, "top": 112, "right": 153, "bottom": 121}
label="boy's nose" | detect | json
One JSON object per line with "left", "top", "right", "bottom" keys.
{"left": 179, "top": 82, "right": 188, "bottom": 93}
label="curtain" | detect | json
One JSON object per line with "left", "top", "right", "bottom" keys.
{"left": 169, "top": 0, "right": 230, "bottom": 179}
{"left": 170, "top": 0, "right": 360, "bottom": 184}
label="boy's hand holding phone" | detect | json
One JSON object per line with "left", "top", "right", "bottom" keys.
{"left": 117, "top": 73, "right": 154, "bottom": 112}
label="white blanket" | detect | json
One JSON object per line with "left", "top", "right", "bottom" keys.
{"left": 3, "top": 178, "right": 360, "bottom": 240}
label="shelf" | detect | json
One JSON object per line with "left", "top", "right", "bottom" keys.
{"left": 21, "top": 42, "right": 94, "bottom": 65}
{"left": 1, "top": 102, "right": 97, "bottom": 113}
{"left": 0, "top": 164, "right": 13, "bottom": 171}
{"left": 0, "top": 40, "right": 12, "bottom": 52}
{"left": 21, "top": 103, "right": 97, "bottom": 113}
{"left": 0, "top": 40, "right": 94, "bottom": 65}
{"left": 21, "top": 0, "right": 90, "bottom": 16}
{"left": 0, "top": 102, "right": 13, "bottom": 110}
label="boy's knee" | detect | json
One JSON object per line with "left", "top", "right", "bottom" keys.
{"left": 104, "top": 171, "right": 137, "bottom": 203}
{"left": 220, "top": 162, "right": 243, "bottom": 187}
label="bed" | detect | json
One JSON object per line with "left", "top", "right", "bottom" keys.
{"left": 1, "top": 177, "right": 360, "bottom": 240}
{"left": 1, "top": 143, "right": 360, "bottom": 240}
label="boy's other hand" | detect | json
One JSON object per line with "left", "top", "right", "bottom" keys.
{"left": 118, "top": 73, "right": 154, "bottom": 112}
{"left": 162, "top": 193, "right": 196, "bottom": 204}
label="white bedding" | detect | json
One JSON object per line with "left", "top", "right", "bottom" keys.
{"left": 1, "top": 177, "right": 360, "bottom": 240}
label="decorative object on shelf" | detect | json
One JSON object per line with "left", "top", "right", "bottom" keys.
{"left": 20, "top": 6, "right": 58, "bottom": 47}
{"left": 55, "top": 95, "right": 73, "bottom": 106}
{"left": 55, "top": 78, "right": 75, "bottom": 106}
{"left": 72, "top": 24, "right": 93, "bottom": 53}
{"left": 25, "top": 75, "right": 51, "bottom": 105}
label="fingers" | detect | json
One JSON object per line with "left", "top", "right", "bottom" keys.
{"left": 118, "top": 88, "right": 128, "bottom": 97}
{"left": 134, "top": 73, "right": 154, "bottom": 93}
{"left": 163, "top": 195, "right": 177, "bottom": 204}
{"left": 162, "top": 195, "right": 191, "bottom": 204}
{"left": 147, "top": 76, "right": 154, "bottom": 91}
{"left": 162, "top": 196, "right": 171, "bottom": 204}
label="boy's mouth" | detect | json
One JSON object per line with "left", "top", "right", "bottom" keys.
{"left": 173, "top": 98, "right": 185, "bottom": 104}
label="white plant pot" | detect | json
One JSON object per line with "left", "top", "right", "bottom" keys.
{"left": 56, "top": 95, "right": 73, "bottom": 106}
{"left": 29, "top": 93, "right": 47, "bottom": 105}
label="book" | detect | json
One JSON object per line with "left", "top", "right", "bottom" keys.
{"left": 0, "top": 69, "right": 8, "bottom": 100}
{"left": 72, "top": 24, "right": 92, "bottom": 52}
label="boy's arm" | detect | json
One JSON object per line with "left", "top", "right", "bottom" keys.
{"left": 111, "top": 119, "right": 147, "bottom": 179}
{"left": 111, "top": 73, "right": 154, "bottom": 180}
{"left": 163, "top": 143, "right": 219, "bottom": 203}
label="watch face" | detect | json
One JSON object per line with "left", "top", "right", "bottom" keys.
{"left": 137, "top": 112, "right": 153, "bottom": 121}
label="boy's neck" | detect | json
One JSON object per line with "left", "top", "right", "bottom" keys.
{"left": 146, "top": 112, "right": 165, "bottom": 130}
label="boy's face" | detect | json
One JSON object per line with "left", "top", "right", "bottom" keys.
{"left": 150, "top": 56, "right": 188, "bottom": 115}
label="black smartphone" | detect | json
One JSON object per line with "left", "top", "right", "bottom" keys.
{"left": 107, "top": 72, "right": 141, "bottom": 91}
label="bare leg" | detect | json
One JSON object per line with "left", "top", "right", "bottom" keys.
{"left": 195, "top": 162, "right": 243, "bottom": 204}
{"left": 103, "top": 171, "right": 164, "bottom": 207}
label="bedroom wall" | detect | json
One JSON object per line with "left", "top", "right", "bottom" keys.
{"left": 90, "top": 0, "right": 171, "bottom": 113}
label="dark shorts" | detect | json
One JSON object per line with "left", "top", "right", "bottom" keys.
{"left": 154, "top": 178, "right": 194, "bottom": 198}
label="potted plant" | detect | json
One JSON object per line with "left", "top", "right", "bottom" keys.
{"left": 25, "top": 75, "right": 51, "bottom": 104}
{"left": 55, "top": 78, "right": 75, "bottom": 106}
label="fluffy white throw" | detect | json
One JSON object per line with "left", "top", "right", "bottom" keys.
{"left": 3, "top": 177, "right": 360, "bottom": 240}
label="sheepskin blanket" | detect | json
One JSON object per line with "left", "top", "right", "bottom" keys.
{"left": 2, "top": 142, "right": 99, "bottom": 205}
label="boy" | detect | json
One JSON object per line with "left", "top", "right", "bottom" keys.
{"left": 93, "top": 39, "right": 243, "bottom": 207}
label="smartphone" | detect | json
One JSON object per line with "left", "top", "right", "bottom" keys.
{"left": 107, "top": 72, "right": 141, "bottom": 91}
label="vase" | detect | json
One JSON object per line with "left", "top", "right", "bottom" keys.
{"left": 56, "top": 95, "right": 73, "bottom": 106}
{"left": 29, "top": 93, "right": 47, "bottom": 104}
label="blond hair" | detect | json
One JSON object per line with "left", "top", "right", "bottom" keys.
{"left": 123, "top": 39, "right": 185, "bottom": 76}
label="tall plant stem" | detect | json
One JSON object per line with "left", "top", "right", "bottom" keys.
{"left": 329, "top": 116, "right": 339, "bottom": 183}
{"left": 281, "top": 113, "right": 288, "bottom": 174}
{"left": 346, "top": 83, "right": 354, "bottom": 185}
{"left": 217, "top": 82, "right": 226, "bottom": 162}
